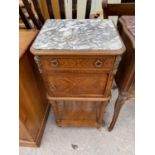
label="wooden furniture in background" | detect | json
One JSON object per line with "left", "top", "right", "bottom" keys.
{"left": 19, "top": 5, "right": 31, "bottom": 29}
{"left": 19, "top": 2, "right": 35, "bottom": 29}
{"left": 121, "top": 0, "right": 135, "bottom": 2}
{"left": 20, "top": 0, "right": 134, "bottom": 29}
{"left": 102, "top": 1, "right": 135, "bottom": 131}
{"left": 102, "top": 1, "right": 135, "bottom": 19}
{"left": 20, "top": 0, "right": 94, "bottom": 29}
{"left": 109, "top": 16, "right": 135, "bottom": 131}
{"left": 19, "top": 0, "right": 44, "bottom": 29}
{"left": 19, "top": 30, "right": 50, "bottom": 147}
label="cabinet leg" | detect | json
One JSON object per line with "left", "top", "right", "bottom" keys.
{"left": 108, "top": 93, "right": 127, "bottom": 131}
{"left": 50, "top": 101, "right": 63, "bottom": 124}
{"left": 98, "top": 101, "right": 108, "bottom": 127}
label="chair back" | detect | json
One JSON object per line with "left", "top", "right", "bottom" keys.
{"left": 20, "top": 0, "right": 93, "bottom": 29}
{"left": 102, "top": 0, "right": 135, "bottom": 19}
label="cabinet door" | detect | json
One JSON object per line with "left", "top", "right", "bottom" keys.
{"left": 46, "top": 72, "right": 108, "bottom": 97}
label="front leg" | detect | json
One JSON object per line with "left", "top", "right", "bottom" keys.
{"left": 97, "top": 101, "right": 108, "bottom": 128}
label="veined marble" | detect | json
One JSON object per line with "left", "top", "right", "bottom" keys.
{"left": 32, "top": 19, "right": 123, "bottom": 50}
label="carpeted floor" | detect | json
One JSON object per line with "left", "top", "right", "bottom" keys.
{"left": 20, "top": 89, "right": 135, "bottom": 155}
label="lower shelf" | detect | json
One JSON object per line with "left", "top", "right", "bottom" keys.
{"left": 57, "top": 120, "right": 100, "bottom": 128}
{"left": 51, "top": 100, "right": 106, "bottom": 128}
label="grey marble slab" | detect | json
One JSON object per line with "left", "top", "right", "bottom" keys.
{"left": 32, "top": 19, "right": 123, "bottom": 51}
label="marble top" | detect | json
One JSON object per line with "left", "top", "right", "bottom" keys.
{"left": 32, "top": 19, "right": 123, "bottom": 51}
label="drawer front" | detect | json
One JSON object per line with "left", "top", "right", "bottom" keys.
{"left": 45, "top": 72, "right": 108, "bottom": 97}
{"left": 40, "top": 55, "right": 115, "bottom": 71}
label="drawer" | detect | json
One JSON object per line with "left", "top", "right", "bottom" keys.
{"left": 40, "top": 55, "right": 115, "bottom": 71}
{"left": 45, "top": 72, "right": 108, "bottom": 97}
